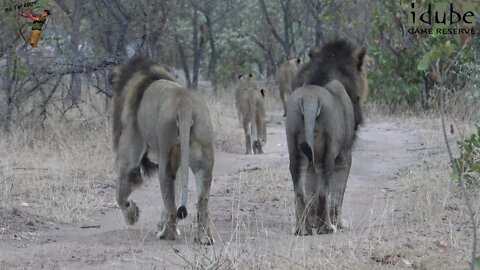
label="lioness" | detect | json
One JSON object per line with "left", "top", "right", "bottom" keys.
{"left": 276, "top": 58, "right": 302, "bottom": 116}
{"left": 235, "top": 73, "right": 267, "bottom": 154}
{"left": 110, "top": 57, "right": 214, "bottom": 244}
{"left": 286, "top": 40, "right": 367, "bottom": 235}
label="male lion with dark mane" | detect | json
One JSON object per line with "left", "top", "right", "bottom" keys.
{"left": 110, "top": 57, "right": 214, "bottom": 244}
{"left": 286, "top": 40, "right": 367, "bottom": 235}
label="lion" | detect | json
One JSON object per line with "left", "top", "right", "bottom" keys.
{"left": 110, "top": 57, "right": 215, "bottom": 245}
{"left": 293, "top": 41, "right": 367, "bottom": 129}
{"left": 359, "top": 57, "right": 369, "bottom": 105}
{"left": 286, "top": 40, "right": 367, "bottom": 235}
{"left": 276, "top": 58, "right": 302, "bottom": 116}
{"left": 234, "top": 73, "right": 267, "bottom": 154}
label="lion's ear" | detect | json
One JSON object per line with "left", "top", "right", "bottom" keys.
{"left": 249, "top": 73, "right": 253, "bottom": 78}
{"left": 357, "top": 48, "right": 367, "bottom": 71}
{"left": 260, "top": 89, "right": 266, "bottom": 98}
{"left": 238, "top": 74, "right": 244, "bottom": 80}
{"left": 109, "top": 66, "right": 121, "bottom": 85}
{"left": 308, "top": 47, "right": 321, "bottom": 59}
{"left": 296, "top": 58, "right": 301, "bottom": 65}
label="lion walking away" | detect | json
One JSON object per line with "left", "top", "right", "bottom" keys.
{"left": 276, "top": 58, "right": 302, "bottom": 116}
{"left": 235, "top": 73, "right": 267, "bottom": 154}
{"left": 286, "top": 40, "right": 367, "bottom": 235}
{"left": 110, "top": 57, "right": 215, "bottom": 245}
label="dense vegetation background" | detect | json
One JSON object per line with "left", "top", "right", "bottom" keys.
{"left": 0, "top": 0, "right": 479, "bottom": 126}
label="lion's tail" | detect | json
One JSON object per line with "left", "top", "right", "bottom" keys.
{"left": 177, "top": 104, "right": 193, "bottom": 220}
{"left": 299, "top": 96, "right": 322, "bottom": 166}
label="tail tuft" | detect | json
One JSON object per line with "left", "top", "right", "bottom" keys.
{"left": 177, "top": 206, "right": 188, "bottom": 219}
{"left": 299, "top": 142, "right": 313, "bottom": 163}
{"left": 141, "top": 155, "right": 158, "bottom": 176}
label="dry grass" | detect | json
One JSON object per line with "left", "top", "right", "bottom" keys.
{"left": 0, "top": 114, "right": 116, "bottom": 223}
{"left": 0, "top": 86, "right": 257, "bottom": 225}
{"left": 361, "top": 111, "right": 479, "bottom": 268}
{"left": 157, "top": 115, "right": 479, "bottom": 270}
{"left": 1, "top": 86, "right": 478, "bottom": 269}
{"left": 397, "top": 116, "right": 479, "bottom": 269}
{"left": 206, "top": 93, "right": 245, "bottom": 154}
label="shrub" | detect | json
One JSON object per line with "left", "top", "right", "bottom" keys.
{"left": 452, "top": 125, "right": 480, "bottom": 186}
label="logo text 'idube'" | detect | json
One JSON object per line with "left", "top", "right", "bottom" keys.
{"left": 407, "top": 2, "right": 477, "bottom": 35}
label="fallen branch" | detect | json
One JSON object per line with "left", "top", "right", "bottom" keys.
{"left": 80, "top": 225, "right": 101, "bottom": 229}
{"left": 37, "top": 59, "right": 117, "bottom": 76}
{"left": 235, "top": 167, "right": 262, "bottom": 174}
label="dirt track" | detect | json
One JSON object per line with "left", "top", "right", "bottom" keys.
{"left": 0, "top": 111, "right": 425, "bottom": 269}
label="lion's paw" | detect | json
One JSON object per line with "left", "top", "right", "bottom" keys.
{"left": 253, "top": 141, "right": 264, "bottom": 154}
{"left": 195, "top": 234, "right": 214, "bottom": 245}
{"left": 293, "top": 224, "right": 312, "bottom": 236}
{"left": 123, "top": 200, "right": 139, "bottom": 225}
{"left": 337, "top": 218, "right": 349, "bottom": 230}
{"left": 317, "top": 223, "right": 337, "bottom": 234}
{"left": 156, "top": 224, "right": 177, "bottom": 240}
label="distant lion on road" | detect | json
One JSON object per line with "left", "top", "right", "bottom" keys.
{"left": 286, "top": 40, "right": 367, "bottom": 235}
{"left": 110, "top": 57, "right": 214, "bottom": 244}
{"left": 235, "top": 73, "right": 267, "bottom": 154}
{"left": 276, "top": 58, "right": 302, "bottom": 116}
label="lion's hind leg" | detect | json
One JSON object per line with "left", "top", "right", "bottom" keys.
{"left": 242, "top": 116, "right": 253, "bottom": 155}
{"left": 253, "top": 103, "right": 265, "bottom": 154}
{"left": 315, "top": 193, "right": 336, "bottom": 234}
{"left": 329, "top": 152, "right": 352, "bottom": 230}
{"left": 280, "top": 87, "right": 288, "bottom": 117}
{"left": 315, "top": 149, "right": 337, "bottom": 234}
{"left": 304, "top": 164, "right": 335, "bottom": 234}
{"left": 116, "top": 127, "right": 145, "bottom": 225}
{"left": 290, "top": 156, "right": 312, "bottom": 235}
{"left": 156, "top": 153, "right": 180, "bottom": 241}
{"left": 253, "top": 140, "right": 264, "bottom": 154}
{"left": 191, "top": 143, "right": 214, "bottom": 245}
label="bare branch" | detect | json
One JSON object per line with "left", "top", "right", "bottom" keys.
{"left": 38, "top": 60, "right": 117, "bottom": 76}
{"left": 258, "top": 0, "right": 286, "bottom": 47}
{"left": 101, "top": 0, "right": 127, "bottom": 26}
{"left": 54, "top": 0, "right": 71, "bottom": 14}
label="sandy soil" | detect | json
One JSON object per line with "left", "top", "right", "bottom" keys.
{"left": 0, "top": 109, "right": 426, "bottom": 269}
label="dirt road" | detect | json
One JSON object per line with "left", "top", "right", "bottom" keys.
{"left": 0, "top": 113, "right": 424, "bottom": 269}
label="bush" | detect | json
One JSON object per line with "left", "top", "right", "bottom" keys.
{"left": 452, "top": 125, "right": 480, "bottom": 186}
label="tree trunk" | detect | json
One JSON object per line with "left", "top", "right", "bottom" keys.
{"left": 192, "top": 7, "right": 199, "bottom": 88}
{"left": 176, "top": 36, "right": 191, "bottom": 88}
{"left": 259, "top": 0, "right": 292, "bottom": 58}
{"left": 191, "top": 7, "right": 205, "bottom": 89}
{"left": 104, "top": 70, "right": 110, "bottom": 112}
{"left": 263, "top": 45, "right": 277, "bottom": 77}
{"left": 314, "top": 2, "right": 323, "bottom": 45}
{"left": 69, "top": 0, "right": 82, "bottom": 103}
{"left": 204, "top": 13, "right": 217, "bottom": 79}
{"left": 281, "top": 0, "right": 292, "bottom": 57}
{"left": 332, "top": 2, "right": 340, "bottom": 39}
{"left": 303, "top": 0, "right": 324, "bottom": 46}
{"left": 4, "top": 57, "right": 16, "bottom": 132}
